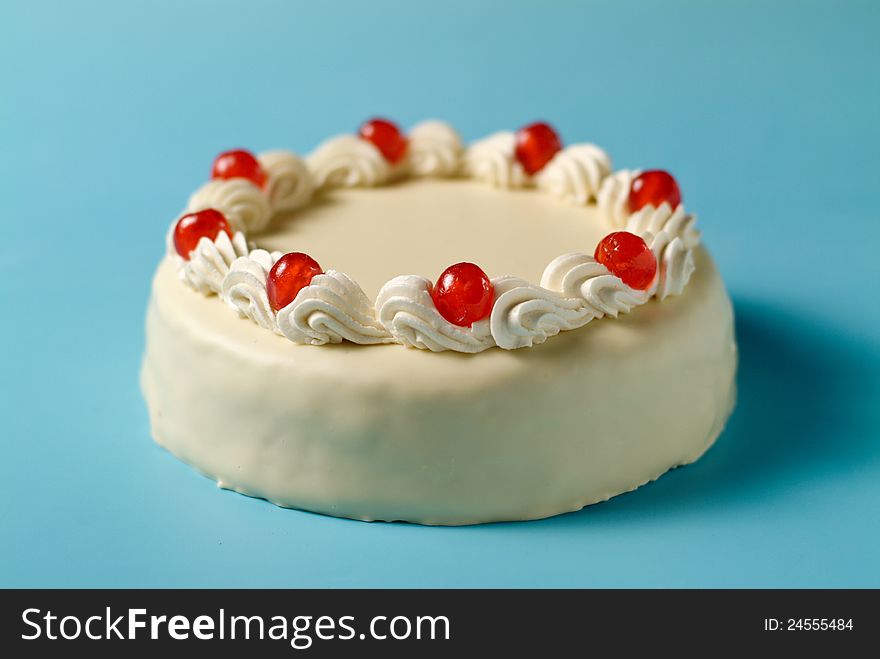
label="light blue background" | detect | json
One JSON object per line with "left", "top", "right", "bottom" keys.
{"left": 1, "top": 0, "right": 878, "bottom": 587}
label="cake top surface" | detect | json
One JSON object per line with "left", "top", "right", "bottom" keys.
{"left": 164, "top": 119, "right": 701, "bottom": 354}
{"left": 258, "top": 179, "right": 608, "bottom": 299}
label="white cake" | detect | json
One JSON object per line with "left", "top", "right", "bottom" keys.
{"left": 141, "top": 120, "right": 737, "bottom": 525}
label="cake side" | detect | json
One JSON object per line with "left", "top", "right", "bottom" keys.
{"left": 141, "top": 247, "right": 736, "bottom": 525}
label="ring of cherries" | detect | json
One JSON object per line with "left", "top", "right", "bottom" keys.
{"left": 173, "top": 119, "right": 682, "bottom": 328}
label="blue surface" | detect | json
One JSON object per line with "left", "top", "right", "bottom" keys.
{"left": 1, "top": 0, "right": 878, "bottom": 588}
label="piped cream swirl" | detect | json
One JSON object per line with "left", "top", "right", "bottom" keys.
{"left": 307, "top": 135, "right": 390, "bottom": 189}
{"left": 186, "top": 178, "right": 271, "bottom": 233}
{"left": 626, "top": 203, "right": 700, "bottom": 249}
{"left": 276, "top": 270, "right": 391, "bottom": 346}
{"left": 489, "top": 276, "right": 593, "bottom": 349}
{"left": 407, "top": 121, "right": 462, "bottom": 178}
{"left": 597, "top": 169, "right": 640, "bottom": 228}
{"left": 258, "top": 151, "right": 314, "bottom": 212}
{"left": 221, "top": 248, "right": 281, "bottom": 332}
{"left": 463, "top": 132, "right": 528, "bottom": 189}
{"left": 376, "top": 276, "right": 494, "bottom": 353}
{"left": 535, "top": 144, "right": 611, "bottom": 205}
{"left": 165, "top": 122, "right": 707, "bottom": 353}
{"left": 170, "top": 229, "right": 249, "bottom": 296}
{"left": 541, "top": 253, "right": 651, "bottom": 317}
{"left": 627, "top": 203, "right": 699, "bottom": 300}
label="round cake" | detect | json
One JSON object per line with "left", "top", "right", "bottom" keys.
{"left": 141, "top": 119, "right": 737, "bottom": 525}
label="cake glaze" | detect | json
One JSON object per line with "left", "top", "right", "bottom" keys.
{"left": 142, "top": 177, "right": 736, "bottom": 525}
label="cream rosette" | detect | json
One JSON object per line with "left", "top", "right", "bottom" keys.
{"left": 626, "top": 203, "right": 699, "bottom": 300}
{"left": 597, "top": 169, "right": 641, "bottom": 228}
{"left": 541, "top": 253, "right": 650, "bottom": 318}
{"left": 489, "top": 276, "right": 593, "bottom": 350}
{"left": 376, "top": 276, "right": 494, "bottom": 353}
{"left": 463, "top": 132, "right": 529, "bottom": 189}
{"left": 406, "top": 120, "right": 463, "bottom": 178}
{"left": 276, "top": 270, "right": 391, "bottom": 346}
{"left": 306, "top": 135, "right": 391, "bottom": 189}
{"left": 186, "top": 178, "right": 271, "bottom": 233}
{"left": 165, "top": 121, "right": 706, "bottom": 354}
{"left": 221, "top": 248, "right": 282, "bottom": 332}
{"left": 169, "top": 228, "right": 249, "bottom": 296}
{"left": 535, "top": 144, "right": 611, "bottom": 205}
{"left": 258, "top": 151, "right": 314, "bottom": 212}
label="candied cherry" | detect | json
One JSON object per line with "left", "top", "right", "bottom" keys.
{"left": 627, "top": 170, "right": 681, "bottom": 212}
{"left": 594, "top": 231, "right": 657, "bottom": 291}
{"left": 431, "top": 262, "right": 494, "bottom": 327}
{"left": 267, "top": 252, "right": 323, "bottom": 312}
{"left": 211, "top": 149, "right": 267, "bottom": 188}
{"left": 514, "top": 121, "right": 562, "bottom": 175}
{"left": 173, "top": 209, "right": 232, "bottom": 260}
{"left": 358, "top": 118, "right": 408, "bottom": 164}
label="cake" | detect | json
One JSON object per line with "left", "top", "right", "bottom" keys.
{"left": 141, "top": 119, "right": 737, "bottom": 525}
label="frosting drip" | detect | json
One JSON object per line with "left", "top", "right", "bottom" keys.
{"left": 376, "top": 276, "right": 494, "bottom": 353}
{"left": 463, "top": 132, "right": 528, "bottom": 189}
{"left": 306, "top": 135, "right": 390, "bottom": 189}
{"left": 221, "top": 248, "right": 281, "bottom": 332}
{"left": 276, "top": 270, "right": 392, "bottom": 346}
{"left": 186, "top": 179, "right": 271, "bottom": 233}
{"left": 407, "top": 121, "right": 462, "bottom": 178}
{"left": 535, "top": 144, "right": 611, "bottom": 205}
{"left": 258, "top": 151, "right": 314, "bottom": 212}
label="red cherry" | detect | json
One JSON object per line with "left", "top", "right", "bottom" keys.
{"left": 173, "top": 209, "right": 232, "bottom": 260}
{"left": 514, "top": 121, "right": 563, "bottom": 175}
{"left": 211, "top": 149, "right": 267, "bottom": 188}
{"left": 627, "top": 170, "right": 682, "bottom": 213}
{"left": 267, "top": 252, "right": 323, "bottom": 312}
{"left": 431, "top": 262, "right": 494, "bottom": 327}
{"left": 594, "top": 231, "right": 658, "bottom": 291}
{"left": 358, "top": 118, "right": 408, "bottom": 164}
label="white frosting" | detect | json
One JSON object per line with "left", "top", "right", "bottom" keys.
{"left": 463, "top": 131, "right": 528, "bottom": 189}
{"left": 221, "top": 248, "right": 281, "bottom": 332}
{"left": 597, "top": 169, "right": 640, "bottom": 227}
{"left": 407, "top": 120, "right": 462, "bottom": 178}
{"left": 306, "top": 135, "right": 390, "bottom": 189}
{"left": 172, "top": 230, "right": 249, "bottom": 296}
{"left": 489, "top": 276, "right": 593, "bottom": 349}
{"left": 651, "top": 233, "right": 695, "bottom": 300}
{"left": 376, "top": 275, "right": 494, "bottom": 353}
{"left": 535, "top": 144, "right": 611, "bottom": 205}
{"left": 627, "top": 202, "right": 700, "bottom": 249}
{"left": 143, "top": 248, "right": 737, "bottom": 524}
{"left": 258, "top": 151, "right": 314, "bottom": 212}
{"left": 541, "top": 252, "right": 650, "bottom": 317}
{"left": 627, "top": 203, "right": 699, "bottom": 300}
{"left": 186, "top": 178, "right": 271, "bottom": 233}
{"left": 166, "top": 125, "right": 705, "bottom": 354}
{"left": 276, "top": 270, "right": 392, "bottom": 346}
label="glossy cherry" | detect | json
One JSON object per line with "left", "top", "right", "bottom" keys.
{"left": 211, "top": 149, "right": 267, "bottom": 188}
{"left": 594, "top": 231, "right": 657, "bottom": 291}
{"left": 267, "top": 252, "right": 323, "bottom": 312}
{"left": 431, "top": 262, "right": 494, "bottom": 327}
{"left": 514, "top": 121, "right": 562, "bottom": 175}
{"left": 173, "top": 209, "right": 232, "bottom": 260}
{"left": 627, "top": 170, "right": 681, "bottom": 213}
{"left": 358, "top": 118, "right": 408, "bottom": 164}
